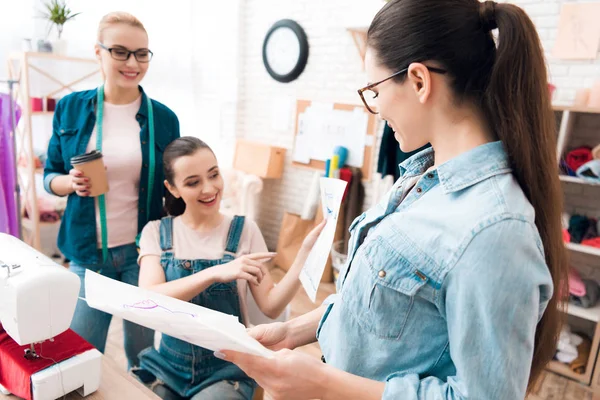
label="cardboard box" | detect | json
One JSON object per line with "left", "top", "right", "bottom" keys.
{"left": 233, "top": 140, "right": 286, "bottom": 179}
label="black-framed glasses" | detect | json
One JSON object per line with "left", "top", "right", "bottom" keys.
{"left": 357, "top": 66, "right": 447, "bottom": 114}
{"left": 97, "top": 42, "right": 153, "bottom": 63}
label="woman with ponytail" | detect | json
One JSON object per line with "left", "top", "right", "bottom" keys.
{"left": 220, "top": 1, "right": 568, "bottom": 399}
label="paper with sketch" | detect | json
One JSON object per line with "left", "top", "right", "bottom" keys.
{"left": 553, "top": 3, "right": 600, "bottom": 60}
{"left": 84, "top": 270, "right": 273, "bottom": 358}
{"left": 299, "top": 178, "right": 347, "bottom": 302}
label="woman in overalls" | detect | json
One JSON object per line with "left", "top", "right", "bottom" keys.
{"left": 136, "top": 137, "right": 323, "bottom": 399}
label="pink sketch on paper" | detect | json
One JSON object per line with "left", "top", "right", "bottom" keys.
{"left": 123, "top": 299, "right": 197, "bottom": 318}
{"left": 553, "top": 3, "right": 600, "bottom": 60}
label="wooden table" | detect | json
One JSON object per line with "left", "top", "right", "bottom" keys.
{"left": 1, "top": 356, "right": 159, "bottom": 399}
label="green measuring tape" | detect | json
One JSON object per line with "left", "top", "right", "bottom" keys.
{"left": 95, "top": 85, "right": 155, "bottom": 262}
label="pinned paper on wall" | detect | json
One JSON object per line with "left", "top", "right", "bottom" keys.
{"left": 299, "top": 178, "right": 347, "bottom": 302}
{"left": 553, "top": 3, "right": 600, "bottom": 60}
{"left": 84, "top": 270, "right": 273, "bottom": 358}
{"left": 291, "top": 104, "right": 368, "bottom": 168}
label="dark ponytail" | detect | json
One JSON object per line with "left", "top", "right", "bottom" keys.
{"left": 163, "top": 137, "right": 214, "bottom": 217}
{"left": 483, "top": 2, "right": 568, "bottom": 388}
{"left": 368, "top": 0, "right": 567, "bottom": 391}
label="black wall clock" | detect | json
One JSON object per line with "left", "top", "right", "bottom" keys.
{"left": 262, "top": 19, "right": 309, "bottom": 83}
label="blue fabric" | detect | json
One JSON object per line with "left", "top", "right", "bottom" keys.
{"left": 138, "top": 216, "right": 255, "bottom": 399}
{"left": 69, "top": 243, "right": 155, "bottom": 369}
{"left": 317, "top": 141, "right": 553, "bottom": 400}
{"left": 43, "top": 86, "right": 180, "bottom": 264}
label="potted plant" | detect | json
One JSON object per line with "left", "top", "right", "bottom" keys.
{"left": 40, "top": 0, "right": 80, "bottom": 55}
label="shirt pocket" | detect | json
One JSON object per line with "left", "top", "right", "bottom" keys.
{"left": 342, "top": 234, "right": 429, "bottom": 340}
{"left": 57, "top": 127, "right": 81, "bottom": 167}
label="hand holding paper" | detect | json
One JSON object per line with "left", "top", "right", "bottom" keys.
{"left": 84, "top": 270, "right": 273, "bottom": 358}
{"left": 299, "top": 178, "right": 347, "bottom": 302}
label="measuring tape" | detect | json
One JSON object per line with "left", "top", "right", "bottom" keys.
{"left": 95, "top": 85, "right": 155, "bottom": 262}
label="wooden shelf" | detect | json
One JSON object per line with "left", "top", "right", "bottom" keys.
{"left": 9, "top": 51, "right": 98, "bottom": 64}
{"left": 566, "top": 243, "right": 600, "bottom": 257}
{"left": 547, "top": 360, "right": 589, "bottom": 384}
{"left": 567, "top": 303, "right": 600, "bottom": 323}
{"left": 347, "top": 27, "right": 368, "bottom": 69}
{"left": 553, "top": 104, "right": 600, "bottom": 114}
{"left": 559, "top": 175, "right": 600, "bottom": 186}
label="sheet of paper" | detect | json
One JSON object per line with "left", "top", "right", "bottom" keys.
{"left": 553, "top": 3, "right": 600, "bottom": 60}
{"left": 292, "top": 113, "right": 313, "bottom": 164}
{"left": 299, "top": 107, "right": 368, "bottom": 168}
{"left": 84, "top": 270, "right": 273, "bottom": 358}
{"left": 299, "top": 178, "right": 348, "bottom": 302}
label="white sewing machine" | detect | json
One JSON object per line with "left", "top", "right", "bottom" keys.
{"left": 0, "top": 233, "right": 102, "bottom": 400}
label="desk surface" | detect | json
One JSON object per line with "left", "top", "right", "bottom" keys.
{"left": 1, "top": 356, "right": 159, "bottom": 400}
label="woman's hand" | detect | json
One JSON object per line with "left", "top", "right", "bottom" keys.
{"left": 215, "top": 252, "right": 275, "bottom": 286}
{"left": 217, "top": 349, "right": 327, "bottom": 400}
{"left": 69, "top": 169, "right": 90, "bottom": 196}
{"left": 248, "top": 322, "right": 294, "bottom": 351}
{"left": 296, "top": 219, "right": 327, "bottom": 260}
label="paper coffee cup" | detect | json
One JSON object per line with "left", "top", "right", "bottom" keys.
{"left": 70, "top": 150, "right": 109, "bottom": 197}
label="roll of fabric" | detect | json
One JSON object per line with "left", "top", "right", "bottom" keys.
{"left": 570, "top": 335, "right": 592, "bottom": 374}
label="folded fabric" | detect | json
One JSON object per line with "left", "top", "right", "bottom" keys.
{"left": 39, "top": 211, "right": 60, "bottom": 223}
{"left": 570, "top": 279, "right": 600, "bottom": 308}
{"left": 593, "top": 143, "right": 600, "bottom": 160}
{"left": 556, "top": 326, "right": 581, "bottom": 364}
{"left": 556, "top": 350, "right": 578, "bottom": 364}
{"left": 569, "top": 268, "right": 586, "bottom": 297}
{"left": 582, "top": 237, "right": 600, "bottom": 248}
{"left": 569, "top": 215, "right": 597, "bottom": 244}
{"left": 562, "top": 229, "right": 571, "bottom": 243}
{"left": 566, "top": 147, "right": 593, "bottom": 172}
{"left": 576, "top": 160, "right": 600, "bottom": 182}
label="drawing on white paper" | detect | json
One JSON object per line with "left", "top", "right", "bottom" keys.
{"left": 553, "top": 3, "right": 600, "bottom": 60}
{"left": 84, "top": 270, "right": 273, "bottom": 358}
{"left": 123, "top": 299, "right": 197, "bottom": 319}
{"left": 299, "top": 178, "right": 347, "bottom": 302}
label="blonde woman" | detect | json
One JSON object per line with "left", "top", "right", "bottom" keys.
{"left": 44, "top": 12, "right": 180, "bottom": 369}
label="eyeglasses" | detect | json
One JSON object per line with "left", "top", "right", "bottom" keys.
{"left": 97, "top": 42, "right": 153, "bottom": 63}
{"left": 357, "top": 66, "right": 447, "bottom": 114}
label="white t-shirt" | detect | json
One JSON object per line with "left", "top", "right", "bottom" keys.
{"left": 138, "top": 215, "right": 269, "bottom": 326}
{"left": 87, "top": 96, "right": 142, "bottom": 248}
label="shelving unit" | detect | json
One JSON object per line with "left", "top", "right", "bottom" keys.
{"left": 551, "top": 103, "right": 600, "bottom": 389}
{"left": 6, "top": 52, "right": 100, "bottom": 251}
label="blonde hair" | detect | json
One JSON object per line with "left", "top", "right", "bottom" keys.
{"left": 97, "top": 12, "right": 147, "bottom": 42}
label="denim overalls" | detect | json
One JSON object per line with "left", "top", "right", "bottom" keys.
{"left": 137, "top": 216, "right": 255, "bottom": 399}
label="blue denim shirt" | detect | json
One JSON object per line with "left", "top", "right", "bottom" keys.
{"left": 317, "top": 141, "right": 553, "bottom": 399}
{"left": 43, "top": 87, "right": 180, "bottom": 264}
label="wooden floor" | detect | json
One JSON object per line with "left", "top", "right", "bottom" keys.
{"left": 103, "top": 267, "right": 599, "bottom": 400}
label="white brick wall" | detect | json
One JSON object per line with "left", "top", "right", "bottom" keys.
{"left": 237, "top": 0, "right": 600, "bottom": 250}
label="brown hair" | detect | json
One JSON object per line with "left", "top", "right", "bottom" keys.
{"left": 163, "top": 137, "right": 215, "bottom": 217}
{"left": 368, "top": 0, "right": 567, "bottom": 391}
{"left": 97, "top": 11, "right": 147, "bottom": 42}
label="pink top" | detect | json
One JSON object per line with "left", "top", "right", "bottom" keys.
{"left": 87, "top": 96, "right": 142, "bottom": 248}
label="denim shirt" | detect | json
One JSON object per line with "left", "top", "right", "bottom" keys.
{"left": 317, "top": 141, "right": 553, "bottom": 400}
{"left": 43, "top": 87, "right": 180, "bottom": 264}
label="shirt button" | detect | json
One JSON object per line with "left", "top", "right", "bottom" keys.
{"left": 140, "top": 208, "right": 145, "bottom": 214}
{"left": 416, "top": 187, "right": 423, "bottom": 193}
{"left": 427, "top": 173, "right": 434, "bottom": 179}
{"left": 184, "top": 261, "right": 191, "bottom": 269}
{"left": 144, "top": 163, "right": 148, "bottom": 168}
{"left": 378, "top": 270, "right": 386, "bottom": 278}
{"left": 142, "top": 141, "right": 147, "bottom": 145}
{"left": 141, "top": 188, "right": 145, "bottom": 192}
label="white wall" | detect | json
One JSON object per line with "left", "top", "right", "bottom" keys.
{"left": 237, "top": 0, "right": 600, "bottom": 249}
